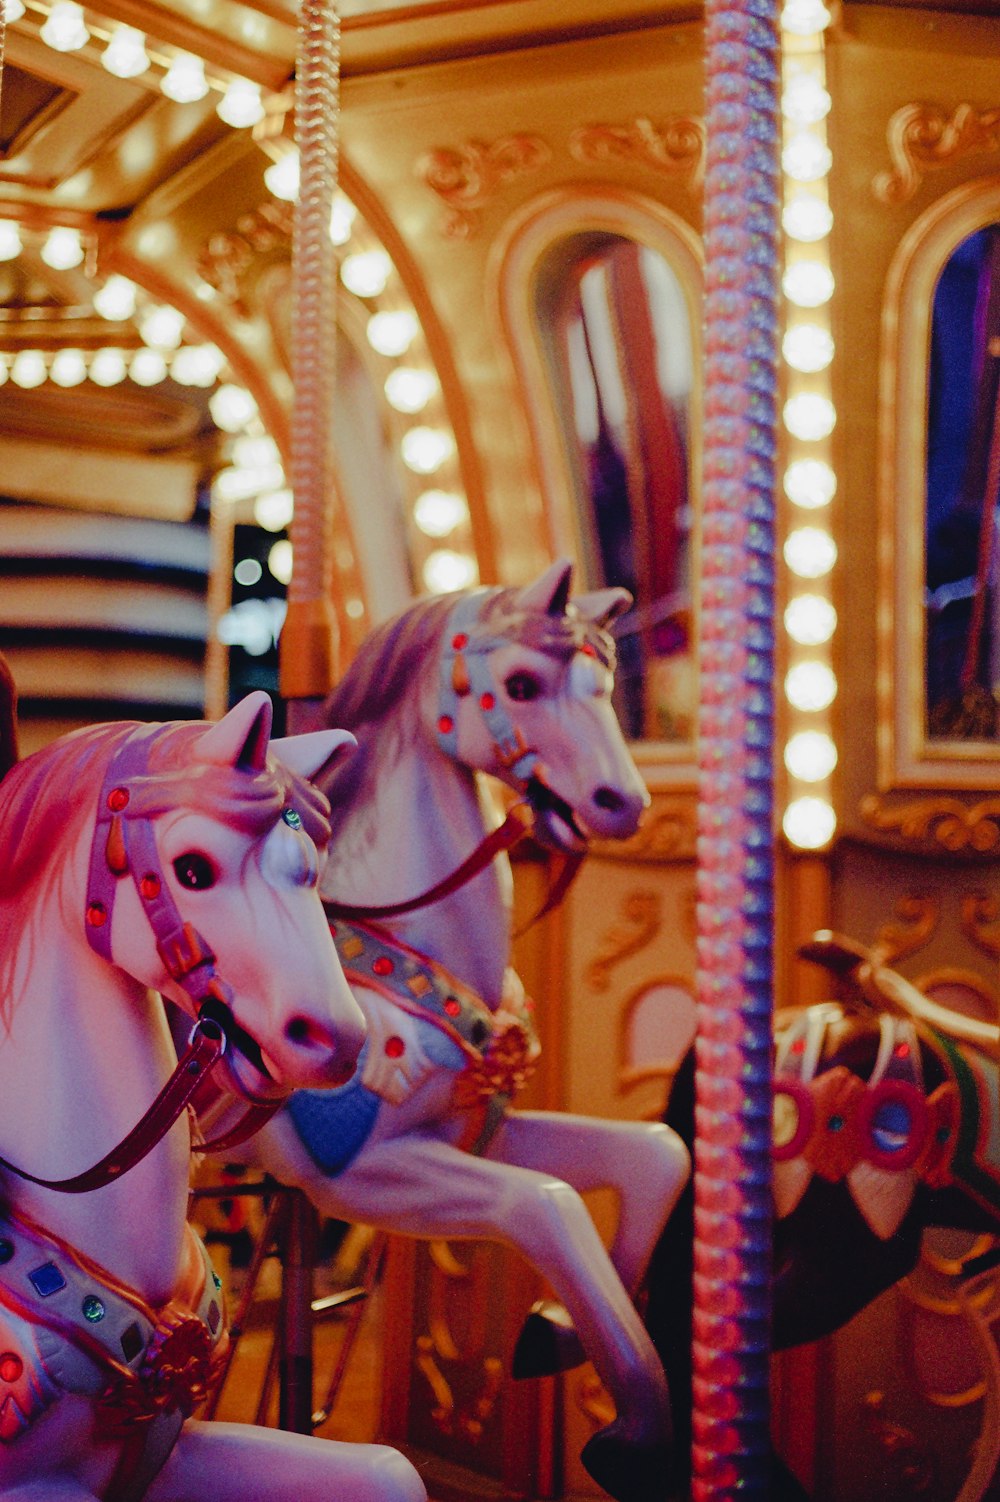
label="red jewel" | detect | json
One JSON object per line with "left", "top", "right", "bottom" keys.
{"left": 581, "top": 642, "right": 597, "bottom": 658}
{"left": 894, "top": 1041, "right": 910, "bottom": 1059}
{"left": 140, "top": 873, "right": 161, "bottom": 901}
{"left": 444, "top": 997, "right": 461, "bottom": 1017}
{"left": 452, "top": 633, "right": 468, "bottom": 650}
{"left": 107, "top": 788, "right": 129, "bottom": 812}
{"left": 385, "top": 1035, "right": 405, "bottom": 1059}
{"left": 0, "top": 1353, "right": 22, "bottom": 1383}
{"left": 480, "top": 692, "right": 495, "bottom": 711}
{"left": 438, "top": 715, "right": 454, "bottom": 735}
{"left": 86, "top": 902, "right": 107, "bottom": 927}
{"left": 373, "top": 955, "right": 394, "bottom": 976}
{"left": 791, "top": 1038, "right": 805, "bottom": 1053}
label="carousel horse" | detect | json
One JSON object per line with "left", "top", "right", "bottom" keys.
{"left": 214, "top": 562, "right": 691, "bottom": 1502}
{"left": 0, "top": 688, "right": 427, "bottom": 1502}
{"left": 645, "top": 932, "right": 1000, "bottom": 1501}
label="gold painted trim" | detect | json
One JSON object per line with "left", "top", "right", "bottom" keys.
{"left": 489, "top": 184, "right": 702, "bottom": 786}
{"left": 860, "top": 791, "right": 1000, "bottom": 851}
{"left": 874, "top": 102, "right": 1000, "bottom": 208}
{"left": 877, "top": 174, "right": 1000, "bottom": 791}
{"left": 417, "top": 134, "right": 553, "bottom": 240}
{"left": 587, "top": 889, "right": 663, "bottom": 993}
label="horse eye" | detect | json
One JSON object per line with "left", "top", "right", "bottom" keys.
{"left": 172, "top": 852, "right": 217, "bottom": 890}
{"left": 505, "top": 671, "right": 542, "bottom": 703}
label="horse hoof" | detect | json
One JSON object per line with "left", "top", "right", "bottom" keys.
{"left": 511, "top": 1300, "right": 586, "bottom": 1378}
{"left": 580, "top": 1425, "right": 673, "bottom": 1502}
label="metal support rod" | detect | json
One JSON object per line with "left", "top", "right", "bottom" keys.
{"left": 278, "top": 1187, "right": 320, "bottom": 1434}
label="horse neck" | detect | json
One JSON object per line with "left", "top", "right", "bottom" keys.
{"left": 322, "top": 729, "right": 512, "bottom": 1007}
{"left": 0, "top": 882, "right": 190, "bottom": 1302}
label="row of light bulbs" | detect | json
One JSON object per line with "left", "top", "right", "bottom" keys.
{"left": 779, "top": 0, "right": 838, "bottom": 851}
{"left": 10, "top": 0, "right": 270, "bottom": 125}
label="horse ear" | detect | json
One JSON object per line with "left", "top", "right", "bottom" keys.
{"left": 573, "top": 586, "right": 633, "bottom": 628}
{"left": 517, "top": 559, "right": 573, "bottom": 617}
{"left": 270, "top": 728, "right": 357, "bottom": 782}
{"left": 195, "top": 691, "right": 273, "bottom": 772}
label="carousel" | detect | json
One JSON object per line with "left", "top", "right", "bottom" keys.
{"left": 0, "top": 0, "right": 999, "bottom": 1498}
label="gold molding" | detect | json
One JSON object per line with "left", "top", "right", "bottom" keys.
{"left": 416, "top": 135, "right": 552, "bottom": 240}
{"left": 590, "top": 798, "right": 698, "bottom": 862}
{"left": 873, "top": 102, "right": 1000, "bottom": 207}
{"left": 860, "top": 792, "right": 1000, "bottom": 852}
{"left": 960, "top": 891, "right": 1000, "bottom": 962}
{"left": 587, "top": 889, "right": 663, "bottom": 992}
{"left": 872, "top": 896, "right": 939, "bottom": 966}
{"left": 568, "top": 115, "right": 705, "bottom": 190}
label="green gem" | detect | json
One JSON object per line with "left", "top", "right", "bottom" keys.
{"left": 82, "top": 1295, "right": 106, "bottom": 1323}
{"left": 283, "top": 808, "right": 303, "bottom": 830}
{"left": 213, "top": 1271, "right": 222, "bottom": 1289}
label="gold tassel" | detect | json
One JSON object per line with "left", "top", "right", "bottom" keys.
{"left": 105, "top": 814, "right": 129, "bottom": 875}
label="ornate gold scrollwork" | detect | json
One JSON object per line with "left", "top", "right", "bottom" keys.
{"left": 416, "top": 135, "right": 552, "bottom": 239}
{"left": 859, "top": 793, "right": 1000, "bottom": 853}
{"left": 872, "top": 896, "right": 940, "bottom": 966}
{"left": 861, "top": 1391, "right": 936, "bottom": 1492}
{"left": 590, "top": 798, "right": 697, "bottom": 864}
{"left": 568, "top": 116, "right": 705, "bottom": 190}
{"left": 413, "top": 1241, "right": 505, "bottom": 1443}
{"left": 873, "top": 101, "right": 1000, "bottom": 207}
{"left": 587, "top": 889, "right": 662, "bottom": 993}
{"left": 196, "top": 202, "right": 294, "bottom": 314}
{"left": 960, "top": 891, "right": 1000, "bottom": 962}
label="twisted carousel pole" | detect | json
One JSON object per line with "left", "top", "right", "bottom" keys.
{"left": 280, "top": 0, "right": 341, "bottom": 732}
{"left": 692, "top": 0, "right": 781, "bottom": 1495}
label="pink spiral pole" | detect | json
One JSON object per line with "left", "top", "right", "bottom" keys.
{"left": 692, "top": 0, "right": 781, "bottom": 1495}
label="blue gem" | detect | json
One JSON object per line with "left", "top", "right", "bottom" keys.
{"left": 282, "top": 808, "right": 303, "bottom": 830}
{"left": 28, "top": 1263, "right": 66, "bottom": 1298}
{"left": 82, "top": 1295, "right": 105, "bottom": 1323}
{"left": 212, "top": 1271, "right": 222, "bottom": 1290}
{"left": 0, "top": 1240, "right": 13, "bottom": 1265}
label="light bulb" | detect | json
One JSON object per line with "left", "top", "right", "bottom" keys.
{"left": 268, "top": 538, "right": 293, "bottom": 585}
{"left": 130, "top": 348, "right": 167, "bottom": 386}
{"left": 413, "top": 489, "right": 468, "bottom": 538}
{"left": 139, "top": 304, "right": 185, "bottom": 350}
{"left": 41, "top": 227, "right": 84, "bottom": 270}
{"left": 213, "top": 463, "right": 285, "bottom": 503}
{"left": 783, "top": 196, "right": 833, "bottom": 244}
{"left": 367, "top": 310, "right": 418, "bottom": 357}
{"left": 217, "top": 79, "right": 264, "bottom": 129}
{"left": 401, "top": 426, "right": 455, "bottom": 475}
{"left": 49, "top": 348, "right": 87, "bottom": 387}
{"left": 783, "top": 392, "right": 836, "bottom": 441}
{"left": 784, "top": 594, "right": 837, "bottom": 645}
{"left": 341, "top": 249, "right": 392, "bottom": 298}
{"left": 783, "top": 260, "right": 835, "bottom": 308}
{"left": 783, "top": 323, "right": 834, "bottom": 373}
{"left": 89, "top": 349, "right": 127, "bottom": 386}
{"left": 232, "top": 434, "right": 281, "bottom": 469}
{"left": 785, "top": 661, "right": 837, "bottom": 712}
{"left": 102, "top": 25, "right": 149, "bottom": 78}
{"left": 781, "top": 0, "right": 832, "bottom": 35}
{"left": 782, "top": 76, "right": 831, "bottom": 126}
{"left": 41, "top": 2, "right": 89, "bottom": 52}
{"left": 784, "top": 458, "right": 836, "bottom": 508}
{"left": 785, "top": 731, "right": 838, "bottom": 781}
{"left": 385, "top": 367, "right": 438, "bottom": 414}
{"left": 782, "top": 133, "right": 832, "bottom": 183}
{"left": 783, "top": 797, "right": 836, "bottom": 850}
{"left": 330, "top": 193, "right": 356, "bottom": 246}
{"left": 11, "top": 351, "right": 46, "bottom": 388}
{"left": 93, "top": 275, "right": 137, "bottom": 321}
{"left": 171, "top": 344, "right": 224, "bottom": 387}
{"left": 254, "top": 488, "right": 294, "bottom": 532}
{"left": 161, "top": 52, "right": 209, "bottom": 103}
{"left": 0, "top": 223, "right": 22, "bottom": 262}
{"left": 784, "top": 526, "right": 837, "bottom": 578}
{"left": 5, "top": 0, "right": 24, "bottom": 19}
{"left": 264, "top": 154, "right": 299, "bottom": 202}
{"left": 210, "top": 384, "right": 258, "bottom": 431}
{"left": 423, "top": 549, "right": 477, "bottom": 593}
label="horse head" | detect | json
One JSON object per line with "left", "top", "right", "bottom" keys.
{"left": 436, "top": 559, "right": 650, "bottom": 851}
{"left": 85, "top": 692, "right": 367, "bottom": 1100}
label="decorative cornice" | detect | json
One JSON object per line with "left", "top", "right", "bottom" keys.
{"left": 196, "top": 201, "right": 293, "bottom": 315}
{"left": 860, "top": 792, "right": 1000, "bottom": 853}
{"left": 416, "top": 135, "right": 552, "bottom": 240}
{"left": 873, "top": 101, "right": 1000, "bottom": 207}
{"left": 568, "top": 116, "right": 705, "bottom": 189}
{"left": 587, "top": 889, "right": 662, "bottom": 993}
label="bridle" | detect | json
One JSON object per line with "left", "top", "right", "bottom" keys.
{"left": 0, "top": 725, "right": 294, "bottom": 1196}
{"left": 324, "top": 589, "right": 614, "bottom": 927}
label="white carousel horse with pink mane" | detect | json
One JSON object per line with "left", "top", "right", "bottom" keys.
{"left": 221, "top": 563, "right": 690, "bottom": 1502}
{"left": 0, "top": 689, "right": 426, "bottom": 1502}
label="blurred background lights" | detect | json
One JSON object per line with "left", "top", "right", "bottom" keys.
{"left": 213, "top": 462, "right": 285, "bottom": 504}
{"left": 102, "top": 25, "right": 149, "bottom": 78}
{"left": 784, "top": 730, "right": 838, "bottom": 781}
{"left": 254, "top": 488, "right": 294, "bottom": 532}
{"left": 130, "top": 348, "right": 167, "bottom": 386}
{"left": 171, "top": 344, "right": 224, "bottom": 387}
{"left": 264, "top": 153, "right": 299, "bottom": 202}
{"left": 783, "top": 796, "right": 837, "bottom": 850}
{"left": 783, "top": 323, "right": 834, "bottom": 372}
{"left": 785, "top": 660, "right": 837, "bottom": 712}
{"left": 782, "top": 133, "right": 832, "bottom": 183}
{"left": 41, "top": 227, "right": 84, "bottom": 270}
{"left": 423, "top": 549, "right": 477, "bottom": 593}
{"left": 780, "top": 0, "right": 832, "bottom": 34}
{"left": 340, "top": 249, "right": 392, "bottom": 298}
{"left": 784, "top": 457, "right": 837, "bottom": 508}
{"left": 783, "top": 260, "right": 835, "bottom": 307}
{"left": 233, "top": 557, "right": 263, "bottom": 588}
{"left": 50, "top": 348, "right": 87, "bottom": 388}
{"left": 385, "top": 367, "right": 438, "bottom": 414}
{"left": 782, "top": 75, "right": 831, "bottom": 125}
{"left": 217, "top": 79, "right": 265, "bottom": 129}
{"left": 209, "top": 384, "right": 258, "bottom": 431}
{"left": 232, "top": 434, "right": 281, "bottom": 470}
{"left": 89, "top": 349, "right": 127, "bottom": 386}
{"left": 414, "top": 489, "right": 468, "bottom": 538}
{"left": 41, "top": 2, "right": 89, "bottom": 51}
{"left": 784, "top": 594, "right": 837, "bottom": 645}
{"left": 784, "top": 526, "right": 838, "bottom": 578}
{"left": 0, "top": 223, "right": 22, "bottom": 262}
{"left": 11, "top": 351, "right": 46, "bottom": 389}
{"left": 161, "top": 52, "right": 209, "bottom": 103}
{"left": 401, "top": 427, "right": 455, "bottom": 474}
{"left": 139, "top": 304, "right": 185, "bottom": 350}
{"left": 782, "top": 196, "right": 833, "bottom": 243}
{"left": 4, "top": 0, "right": 24, "bottom": 19}
{"left": 330, "top": 193, "right": 356, "bottom": 246}
{"left": 783, "top": 392, "right": 836, "bottom": 440}
{"left": 367, "top": 310, "right": 418, "bottom": 357}
{"left": 268, "top": 538, "right": 294, "bottom": 585}
{"left": 93, "top": 275, "right": 137, "bottom": 321}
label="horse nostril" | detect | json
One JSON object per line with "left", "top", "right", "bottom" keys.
{"left": 285, "top": 1015, "right": 333, "bottom": 1051}
{"left": 593, "top": 786, "right": 626, "bottom": 814}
